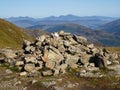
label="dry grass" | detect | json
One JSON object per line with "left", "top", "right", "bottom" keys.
{"left": 0, "top": 18, "right": 33, "bottom": 50}
{"left": 106, "top": 47, "right": 120, "bottom": 55}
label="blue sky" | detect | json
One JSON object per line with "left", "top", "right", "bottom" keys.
{"left": 0, "top": 0, "right": 119, "bottom": 18}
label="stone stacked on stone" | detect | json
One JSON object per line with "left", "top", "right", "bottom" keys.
{"left": 0, "top": 30, "right": 119, "bottom": 77}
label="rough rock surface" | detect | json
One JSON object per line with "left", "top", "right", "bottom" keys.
{"left": 0, "top": 30, "right": 119, "bottom": 77}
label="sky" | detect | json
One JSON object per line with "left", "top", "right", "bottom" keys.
{"left": 0, "top": 0, "right": 119, "bottom": 18}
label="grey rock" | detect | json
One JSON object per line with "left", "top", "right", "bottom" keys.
{"left": 80, "top": 53, "right": 92, "bottom": 65}
{"left": 5, "top": 69, "right": 13, "bottom": 74}
{"left": 66, "top": 35, "right": 78, "bottom": 45}
{"left": 107, "top": 60, "right": 112, "bottom": 65}
{"left": 68, "top": 63, "right": 78, "bottom": 69}
{"left": 20, "top": 71, "right": 27, "bottom": 76}
{"left": 73, "top": 35, "right": 87, "bottom": 44}
{"left": 35, "top": 61, "right": 43, "bottom": 70}
{"left": 30, "top": 46, "right": 36, "bottom": 52}
{"left": 94, "top": 53, "right": 107, "bottom": 68}
{"left": 113, "top": 60, "right": 119, "bottom": 64}
{"left": 87, "top": 67, "right": 99, "bottom": 71}
{"left": 59, "top": 30, "right": 65, "bottom": 36}
{"left": 45, "top": 60, "right": 56, "bottom": 69}
{"left": 42, "top": 48, "right": 49, "bottom": 62}
{"left": 47, "top": 49, "right": 63, "bottom": 62}
{"left": 49, "top": 46, "right": 63, "bottom": 57}
{"left": 87, "top": 44, "right": 94, "bottom": 49}
{"left": 1, "top": 49, "right": 17, "bottom": 59}
{"left": 42, "top": 81, "right": 56, "bottom": 88}
{"left": 90, "top": 48, "right": 99, "bottom": 55}
{"left": 36, "top": 35, "right": 46, "bottom": 42}
{"left": 53, "top": 86, "right": 64, "bottom": 90}
{"left": 67, "top": 45, "right": 77, "bottom": 54}
{"left": 23, "top": 40, "right": 31, "bottom": 46}
{"left": 36, "top": 41, "right": 42, "bottom": 47}
{"left": 80, "top": 69, "right": 87, "bottom": 74}
{"left": 63, "top": 41, "right": 70, "bottom": 47}
{"left": 15, "top": 61, "right": 24, "bottom": 66}
{"left": 53, "top": 68, "right": 60, "bottom": 76}
{"left": 14, "top": 81, "right": 21, "bottom": 86}
{"left": 42, "top": 70, "right": 53, "bottom": 76}
{"left": 32, "top": 79, "right": 37, "bottom": 84}
{"left": 25, "top": 46, "right": 31, "bottom": 52}
{"left": 48, "top": 38, "right": 60, "bottom": 47}
{"left": 27, "top": 70, "right": 39, "bottom": 77}
{"left": 65, "top": 54, "right": 79, "bottom": 64}
{"left": 24, "top": 64, "right": 35, "bottom": 72}
{"left": 59, "top": 30, "right": 71, "bottom": 36}
{"left": 24, "top": 55, "right": 37, "bottom": 63}
{"left": 77, "top": 71, "right": 100, "bottom": 77}
{"left": 67, "top": 83, "right": 78, "bottom": 88}
{"left": 59, "top": 64, "right": 68, "bottom": 73}
{"left": 58, "top": 45, "right": 65, "bottom": 54}
{"left": 88, "top": 63, "right": 95, "bottom": 67}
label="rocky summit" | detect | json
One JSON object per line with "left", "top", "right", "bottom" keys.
{"left": 0, "top": 30, "right": 119, "bottom": 77}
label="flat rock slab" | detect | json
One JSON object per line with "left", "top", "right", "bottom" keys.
{"left": 108, "top": 64, "right": 120, "bottom": 77}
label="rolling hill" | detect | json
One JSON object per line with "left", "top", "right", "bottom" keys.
{"left": 0, "top": 18, "right": 32, "bottom": 49}
{"left": 98, "top": 19, "right": 120, "bottom": 35}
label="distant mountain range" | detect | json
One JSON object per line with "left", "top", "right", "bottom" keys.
{"left": 0, "top": 18, "right": 32, "bottom": 49}
{"left": 6, "top": 16, "right": 37, "bottom": 28}
{"left": 5, "top": 15, "right": 118, "bottom": 29}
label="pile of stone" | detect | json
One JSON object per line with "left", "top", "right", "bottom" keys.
{"left": 0, "top": 30, "right": 119, "bottom": 77}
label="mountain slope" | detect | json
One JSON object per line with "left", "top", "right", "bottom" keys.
{"left": 45, "top": 23, "right": 120, "bottom": 46}
{"left": 98, "top": 19, "right": 120, "bottom": 34}
{"left": 0, "top": 18, "right": 32, "bottom": 49}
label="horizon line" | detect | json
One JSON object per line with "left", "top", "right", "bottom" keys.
{"left": 1, "top": 14, "right": 120, "bottom": 19}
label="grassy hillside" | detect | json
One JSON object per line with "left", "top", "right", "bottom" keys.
{"left": 0, "top": 18, "right": 32, "bottom": 49}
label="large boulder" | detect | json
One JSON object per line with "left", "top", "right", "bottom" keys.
{"left": 92, "top": 53, "right": 107, "bottom": 68}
